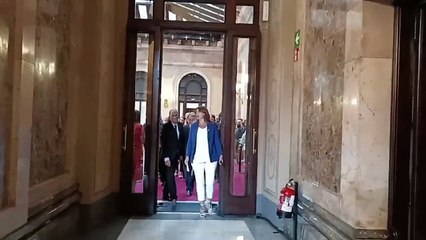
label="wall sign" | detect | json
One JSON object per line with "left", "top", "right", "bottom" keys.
{"left": 262, "top": 1, "right": 269, "bottom": 21}
{"left": 294, "top": 30, "right": 301, "bottom": 62}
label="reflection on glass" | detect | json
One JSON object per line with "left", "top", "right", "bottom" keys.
{"left": 132, "top": 33, "right": 149, "bottom": 193}
{"left": 135, "top": 0, "right": 154, "bottom": 19}
{"left": 0, "top": 28, "right": 11, "bottom": 208}
{"left": 165, "top": 2, "right": 225, "bottom": 23}
{"left": 231, "top": 38, "right": 250, "bottom": 196}
{"left": 236, "top": 6, "right": 254, "bottom": 24}
{"left": 158, "top": 31, "right": 224, "bottom": 208}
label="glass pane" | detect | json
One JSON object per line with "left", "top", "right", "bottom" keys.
{"left": 158, "top": 31, "right": 224, "bottom": 210}
{"left": 165, "top": 2, "right": 225, "bottom": 23}
{"left": 132, "top": 33, "right": 150, "bottom": 193}
{"left": 135, "top": 0, "right": 154, "bottom": 19}
{"left": 236, "top": 5, "right": 254, "bottom": 24}
{"left": 231, "top": 38, "right": 251, "bottom": 196}
{"left": 0, "top": 19, "right": 12, "bottom": 208}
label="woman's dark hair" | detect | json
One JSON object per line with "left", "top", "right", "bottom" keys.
{"left": 134, "top": 110, "right": 141, "bottom": 123}
{"left": 196, "top": 106, "right": 211, "bottom": 122}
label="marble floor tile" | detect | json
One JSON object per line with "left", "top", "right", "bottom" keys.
{"left": 118, "top": 220, "right": 256, "bottom": 240}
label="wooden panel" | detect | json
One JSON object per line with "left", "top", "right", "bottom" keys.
{"left": 388, "top": 2, "right": 426, "bottom": 239}
{"left": 413, "top": 6, "right": 426, "bottom": 239}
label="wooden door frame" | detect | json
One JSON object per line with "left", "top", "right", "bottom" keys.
{"left": 120, "top": 29, "right": 161, "bottom": 214}
{"left": 389, "top": 0, "right": 426, "bottom": 239}
{"left": 120, "top": 0, "right": 262, "bottom": 215}
{"left": 220, "top": 32, "right": 260, "bottom": 215}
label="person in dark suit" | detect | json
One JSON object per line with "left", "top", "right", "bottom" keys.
{"left": 160, "top": 109, "right": 185, "bottom": 203}
{"left": 183, "top": 112, "right": 196, "bottom": 196}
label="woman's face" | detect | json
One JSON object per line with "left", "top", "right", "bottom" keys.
{"left": 196, "top": 110, "right": 205, "bottom": 121}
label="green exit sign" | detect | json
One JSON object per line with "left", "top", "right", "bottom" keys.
{"left": 294, "top": 30, "right": 301, "bottom": 49}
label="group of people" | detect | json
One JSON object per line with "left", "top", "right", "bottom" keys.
{"left": 159, "top": 107, "right": 223, "bottom": 217}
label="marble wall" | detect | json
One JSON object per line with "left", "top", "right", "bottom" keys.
{"left": 0, "top": 0, "right": 36, "bottom": 237}
{"left": 294, "top": 0, "right": 394, "bottom": 233}
{"left": 301, "top": 0, "right": 346, "bottom": 193}
{"left": 0, "top": 0, "right": 127, "bottom": 236}
{"left": 0, "top": 0, "right": 14, "bottom": 208}
{"left": 30, "top": 0, "right": 71, "bottom": 186}
{"left": 253, "top": 0, "right": 393, "bottom": 236}
{"left": 339, "top": 0, "right": 393, "bottom": 230}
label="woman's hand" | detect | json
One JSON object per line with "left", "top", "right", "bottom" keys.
{"left": 184, "top": 156, "right": 189, "bottom": 166}
{"left": 219, "top": 155, "right": 224, "bottom": 165}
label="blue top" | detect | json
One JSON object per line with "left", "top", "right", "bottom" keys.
{"left": 186, "top": 121, "right": 223, "bottom": 163}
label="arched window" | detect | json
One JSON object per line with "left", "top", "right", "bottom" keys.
{"left": 178, "top": 73, "right": 208, "bottom": 114}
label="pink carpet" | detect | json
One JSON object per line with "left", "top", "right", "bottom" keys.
{"left": 134, "top": 163, "right": 247, "bottom": 200}
{"left": 133, "top": 175, "right": 220, "bottom": 201}
{"left": 232, "top": 162, "right": 246, "bottom": 196}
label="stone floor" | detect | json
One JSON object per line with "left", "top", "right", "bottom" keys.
{"left": 74, "top": 213, "right": 287, "bottom": 240}
{"left": 118, "top": 215, "right": 286, "bottom": 240}
{"left": 119, "top": 219, "right": 254, "bottom": 240}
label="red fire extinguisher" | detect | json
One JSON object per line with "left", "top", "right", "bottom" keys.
{"left": 277, "top": 179, "right": 296, "bottom": 219}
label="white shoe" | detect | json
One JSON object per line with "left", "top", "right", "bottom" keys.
{"left": 205, "top": 200, "right": 213, "bottom": 215}
{"left": 200, "top": 204, "right": 207, "bottom": 218}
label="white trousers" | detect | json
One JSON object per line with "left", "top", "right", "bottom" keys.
{"left": 192, "top": 161, "right": 217, "bottom": 202}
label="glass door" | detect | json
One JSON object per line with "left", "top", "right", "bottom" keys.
{"left": 121, "top": 31, "right": 161, "bottom": 214}
{"left": 220, "top": 34, "right": 260, "bottom": 215}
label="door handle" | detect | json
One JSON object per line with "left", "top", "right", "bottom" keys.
{"left": 252, "top": 128, "right": 257, "bottom": 154}
{"left": 122, "top": 124, "right": 128, "bottom": 151}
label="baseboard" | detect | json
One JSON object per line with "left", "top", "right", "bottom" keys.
{"left": 298, "top": 197, "right": 388, "bottom": 239}
{"left": 256, "top": 193, "right": 389, "bottom": 240}
{"left": 28, "top": 184, "right": 80, "bottom": 218}
{"left": 256, "top": 194, "right": 295, "bottom": 239}
{"left": 25, "top": 205, "right": 80, "bottom": 240}
{"left": 4, "top": 187, "right": 81, "bottom": 240}
{"left": 78, "top": 193, "right": 120, "bottom": 232}
{"left": 2, "top": 186, "right": 122, "bottom": 240}
{"left": 256, "top": 194, "right": 283, "bottom": 228}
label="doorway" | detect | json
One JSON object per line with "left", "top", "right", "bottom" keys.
{"left": 157, "top": 30, "right": 224, "bottom": 212}
{"left": 120, "top": 0, "right": 261, "bottom": 216}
